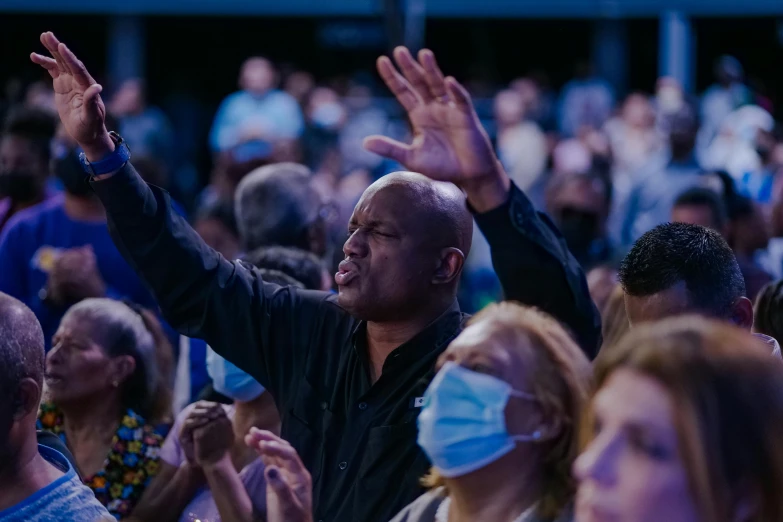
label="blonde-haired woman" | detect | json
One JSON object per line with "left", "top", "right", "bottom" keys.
{"left": 390, "top": 301, "right": 593, "bottom": 522}
{"left": 243, "top": 302, "right": 592, "bottom": 522}
{"left": 575, "top": 316, "right": 783, "bottom": 522}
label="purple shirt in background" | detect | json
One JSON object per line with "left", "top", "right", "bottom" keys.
{"left": 160, "top": 404, "right": 267, "bottom": 522}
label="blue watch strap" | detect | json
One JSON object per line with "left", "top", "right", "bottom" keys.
{"left": 79, "top": 132, "right": 131, "bottom": 176}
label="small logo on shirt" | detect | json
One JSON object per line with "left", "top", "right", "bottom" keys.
{"left": 32, "top": 246, "right": 62, "bottom": 273}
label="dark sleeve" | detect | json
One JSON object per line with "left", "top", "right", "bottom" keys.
{"left": 473, "top": 183, "right": 601, "bottom": 358}
{"left": 89, "top": 163, "right": 336, "bottom": 401}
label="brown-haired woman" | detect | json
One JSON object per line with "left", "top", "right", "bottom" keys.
{"left": 574, "top": 316, "right": 783, "bottom": 522}
{"left": 390, "top": 301, "right": 593, "bottom": 522}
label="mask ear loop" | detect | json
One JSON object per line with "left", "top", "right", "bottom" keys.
{"left": 508, "top": 389, "right": 545, "bottom": 442}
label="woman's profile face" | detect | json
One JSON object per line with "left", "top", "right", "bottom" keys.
{"left": 573, "top": 369, "right": 699, "bottom": 522}
{"left": 435, "top": 319, "right": 540, "bottom": 437}
{"left": 46, "top": 312, "right": 119, "bottom": 404}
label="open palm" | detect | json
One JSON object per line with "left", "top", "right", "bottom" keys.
{"left": 364, "top": 47, "right": 499, "bottom": 184}
{"left": 31, "top": 32, "right": 109, "bottom": 151}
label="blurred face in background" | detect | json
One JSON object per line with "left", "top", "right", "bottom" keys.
{"left": 671, "top": 203, "right": 722, "bottom": 232}
{"left": 574, "top": 369, "right": 699, "bottom": 522}
{"left": 494, "top": 89, "right": 525, "bottom": 130}
{"left": 307, "top": 87, "right": 347, "bottom": 132}
{"left": 548, "top": 176, "right": 608, "bottom": 259}
{"left": 0, "top": 135, "right": 48, "bottom": 202}
{"left": 110, "top": 79, "right": 145, "bottom": 116}
{"left": 622, "top": 94, "right": 654, "bottom": 130}
{"left": 240, "top": 58, "right": 277, "bottom": 96}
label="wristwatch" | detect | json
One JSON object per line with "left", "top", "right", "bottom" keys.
{"left": 79, "top": 131, "right": 131, "bottom": 176}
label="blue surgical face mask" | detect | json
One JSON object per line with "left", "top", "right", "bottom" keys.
{"left": 417, "top": 361, "right": 541, "bottom": 478}
{"left": 206, "top": 347, "right": 265, "bottom": 402}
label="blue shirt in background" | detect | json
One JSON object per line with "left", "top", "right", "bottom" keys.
{"left": 0, "top": 195, "right": 157, "bottom": 349}
{"left": 209, "top": 89, "right": 304, "bottom": 151}
{"left": 0, "top": 444, "right": 111, "bottom": 522}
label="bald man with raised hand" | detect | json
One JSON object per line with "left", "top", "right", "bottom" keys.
{"left": 32, "top": 33, "right": 599, "bottom": 522}
{"left": 0, "top": 293, "right": 111, "bottom": 522}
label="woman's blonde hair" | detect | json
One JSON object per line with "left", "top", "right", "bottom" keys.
{"left": 423, "top": 302, "right": 593, "bottom": 519}
{"left": 591, "top": 316, "right": 783, "bottom": 522}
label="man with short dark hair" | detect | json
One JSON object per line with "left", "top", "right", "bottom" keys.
{"left": 0, "top": 108, "right": 57, "bottom": 231}
{"left": 33, "top": 34, "right": 599, "bottom": 522}
{"left": 619, "top": 222, "right": 753, "bottom": 328}
{"left": 0, "top": 292, "right": 110, "bottom": 521}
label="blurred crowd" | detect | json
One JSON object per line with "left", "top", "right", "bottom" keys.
{"left": 4, "top": 31, "right": 783, "bottom": 522}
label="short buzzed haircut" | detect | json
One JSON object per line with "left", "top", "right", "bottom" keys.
{"left": 0, "top": 293, "right": 44, "bottom": 409}
{"left": 234, "top": 163, "right": 320, "bottom": 252}
{"left": 619, "top": 222, "right": 745, "bottom": 318}
{"left": 674, "top": 187, "right": 727, "bottom": 230}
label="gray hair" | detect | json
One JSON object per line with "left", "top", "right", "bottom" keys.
{"left": 64, "top": 299, "right": 158, "bottom": 417}
{"left": 234, "top": 162, "right": 321, "bottom": 252}
{"left": 0, "top": 293, "right": 44, "bottom": 411}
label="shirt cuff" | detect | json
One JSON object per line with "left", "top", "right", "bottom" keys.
{"left": 473, "top": 182, "right": 536, "bottom": 245}
{"left": 89, "top": 162, "right": 157, "bottom": 217}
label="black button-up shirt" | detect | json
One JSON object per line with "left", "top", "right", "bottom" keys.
{"left": 91, "top": 163, "right": 599, "bottom": 522}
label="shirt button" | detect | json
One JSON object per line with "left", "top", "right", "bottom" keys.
{"left": 358, "top": 402, "right": 367, "bottom": 410}
{"left": 320, "top": 402, "right": 328, "bottom": 410}
{"left": 339, "top": 461, "right": 347, "bottom": 470}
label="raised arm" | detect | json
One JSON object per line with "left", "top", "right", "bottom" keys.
{"left": 364, "top": 48, "right": 601, "bottom": 356}
{"left": 30, "top": 32, "right": 331, "bottom": 393}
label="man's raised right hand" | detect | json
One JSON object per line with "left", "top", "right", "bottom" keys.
{"left": 31, "top": 32, "right": 114, "bottom": 162}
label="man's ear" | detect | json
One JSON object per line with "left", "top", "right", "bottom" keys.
{"left": 15, "top": 378, "right": 42, "bottom": 420}
{"left": 732, "top": 296, "right": 754, "bottom": 331}
{"left": 432, "top": 247, "right": 465, "bottom": 286}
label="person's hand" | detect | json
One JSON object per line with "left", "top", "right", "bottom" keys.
{"left": 180, "top": 402, "right": 233, "bottom": 467}
{"left": 246, "top": 428, "right": 313, "bottom": 522}
{"left": 363, "top": 47, "right": 510, "bottom": 211}
{"left": 46, "top": 246, "right": 106, "bottom": 305}
{"left": 30, "top": 32, "right": 114, "bottom": 161}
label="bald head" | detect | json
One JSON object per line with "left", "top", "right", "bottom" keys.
{"left": 0, "top": 293, "right": 44, "bottom": 440}
{"left": 365, "top": 172, "right": 473, "bottom": 256}
{"left": 339, "top": 172, "right": 473, "bottom": 321}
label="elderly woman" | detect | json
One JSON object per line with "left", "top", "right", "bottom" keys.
{"left": 246, "top": 302, "right": 593, "bottom": 522}
{"left": 576, "top": 316, "right": 783, "bottom": 522}
{"left": 37, "top": 298, "right": 170, "bottom": 520}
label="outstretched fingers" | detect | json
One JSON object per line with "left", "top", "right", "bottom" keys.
{"left": 41, "top": 32, "right": 67, "bottom": 75}
{"left": 393, "top": 47, "right": 434, "bottom": 103}
{"left": 59, "top": 43, "right": 96, "bottom": 88}
{"left": 419, "top": 49, "right": 449, "bottom": 102}
{"left": 30, "top": 53, "right": 59, "bottom": 79}
{"left": 376, "top": 56, "right": 420, "bottom": 113}
{"left": 445, "top": 76, "right": 474, "bottom": 112}
{"left": 362, "top": 135, "right": 410, "bottom": 164}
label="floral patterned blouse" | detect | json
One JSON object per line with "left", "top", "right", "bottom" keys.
{"left": 37, "top": 402, "right": 165, "bottom": 520}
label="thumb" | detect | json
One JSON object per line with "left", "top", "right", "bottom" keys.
{"left": 363, "top": 135, "right": 409, "bottom": 165}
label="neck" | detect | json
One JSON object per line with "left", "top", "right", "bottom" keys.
{"left": 0, "top": 432, "right": 62, "bottom": 512}
{"left": 62, "top": 193, "right": 105, "bottom": 222}
{"left": 59, "top": 393, "right": 122, "bottom": 441}
{"left": 445, "top": 452, "right": 541, "bottom": 522}
{"left": 365, "top": 299, "right": 453, "bottom": 383}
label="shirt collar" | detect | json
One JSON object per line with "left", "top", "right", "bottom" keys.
{"left": 352, "top": 300, "right": 464, "bottom": 371}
